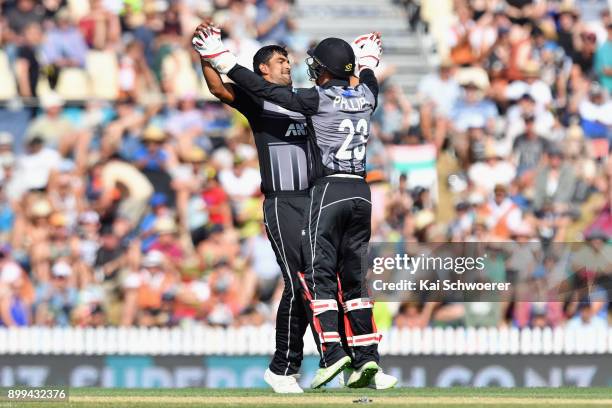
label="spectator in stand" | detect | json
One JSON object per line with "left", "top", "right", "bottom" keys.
{"left": 572, "top": 31, "right": 598, "bottom": 80}
{"left": 41, "top": 8, "right": 88, "bottom": 88}
{"left": 532, "top": 145, "right": 577, "bottom": 215}
{"left": 479, "top": 184, "right": 523, "bottom": 240}
{"left": 9, "top": 136, "right": 61, "bottom": 200}
{"left": 78, "top": 0, "right": 121, "bottom": 50}
{"left": 164, "top": 92, "right": 210, "bottom": 156}
{"left": 138, "top": 193, "right": 173, "bottom": 252}
{"left": 374, "top": 85, "right": 414, "bottom": 143}
{"left": 118, "top": 40, "right": 159, "bottom": 101}
{"left": 243, "top": 223, "right": 281, "bottom": 302}
{"left": 394, "top": 302, "right": 426, "bottom": 329}
{"left": 25, "top": 92, "right": 76, "bottom": 152}
{"left": 578, "top": 82, "right": 612, "bottom": 140}
{"left": 4, "top": 0, "right": 44, "bottom": 40}
{"left": 505, "top": 61, "right": 553, "bottom": 109}
{"left": 417, "top": 59, "right": 461, "bottom": 145}
{"left": 134, "top": 126, "right": 175, "bottom": 206}
{"left": 0, "top": 258, "right": 31, "bottom": 326}
{"left": 566, "top": 300, "right": 608, "bottom": 330}
{"left": 594, "top": 22, "right": 612, "bottom": 94}
{"left": 122, "top": 250, "right": 177, "bottom": 327}
{"left": 149, "top": 216, "right": 183, "bottom": 272}
{"left": 512, "top": 113, "right": 549, "bottom": 177}
{"left": 255, "top": 0, "right": 295, "bottom": 45}
{"left": 468, "top": 145, "right": 516, "bottom": 194}
{"left": 15, "top": 22, "right": 43, "bottom": 98}
{"left": 451, "top": 81, "right": 498, "bottom": 136}
{"left": 34, "top": 260, "right": 78, "bottom": 326}
{"left": 218, "top": 154, "right": 261, "bottom": 213}
{"left": 94, "top": 158, "right": 153, "bottom": 228}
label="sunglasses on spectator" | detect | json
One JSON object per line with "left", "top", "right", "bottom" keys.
{"left": 581, "top": 33, "right": 596, "bottom": 42}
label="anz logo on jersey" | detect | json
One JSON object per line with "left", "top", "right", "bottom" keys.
{"left": 285, "top": 123, "right": 307, "bottom": 137}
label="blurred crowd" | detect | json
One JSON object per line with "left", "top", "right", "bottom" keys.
{"left": 0, "top": 0, "right": 609, "bottom": 332}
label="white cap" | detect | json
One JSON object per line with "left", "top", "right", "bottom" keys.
{"left": 1, "top": 262, "right": 22, "bottom": 284}
{"left": 142, "top": 250, "right": 164, "bottom": 268}
{"left": 41, "top": 92, "right": 65, "bottom": 110}
{"left": 52, "top": 261, "right": 72, "bottom": 278}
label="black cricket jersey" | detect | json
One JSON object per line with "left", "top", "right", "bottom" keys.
{"left": 227, "top": 84, "right": 310, "bottom": 195}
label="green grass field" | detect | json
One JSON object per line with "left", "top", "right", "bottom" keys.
{"left": 3, "top": 387, "right": 611, "bottom": 408}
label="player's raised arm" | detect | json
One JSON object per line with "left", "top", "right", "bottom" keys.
{"left": 351, "top": 32, "right": 383, "bottom": 103}
{"left": 200, "top": 60, "right": 235, "bottom": 104}
{"left": 193, "top": 24, "right": 235, "bottom": 104}
{"left": 192, "top": 25, "right": 319, "bottom": 115}
{"left": 227, "top": 65, "right": 319, "bottom": 115}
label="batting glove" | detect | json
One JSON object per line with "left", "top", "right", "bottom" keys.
{"left": 192, "top": 26, "right": 237, "bottom": 75}
{"left": 351, "top": 32, "right": 382, "bottom": 73}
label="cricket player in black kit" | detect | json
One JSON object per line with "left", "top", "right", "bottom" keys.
{"left": 193, "top": 26, "right": 397, "bottom": 390}
{"left": 193, "top": 28, "right": 310, "bottom": 394}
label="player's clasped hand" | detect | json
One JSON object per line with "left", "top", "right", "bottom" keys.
{"left": 351, "top": 32, "right": 383, "bottom": 73}
{"left": 191, "top": 24, "right": 237, "bottom": 75}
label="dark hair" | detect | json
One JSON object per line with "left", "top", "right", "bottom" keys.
{"left": 253, "top": 45, "right": 288, "bottom": 75}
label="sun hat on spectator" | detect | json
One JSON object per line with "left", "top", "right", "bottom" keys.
{"left": 414, "top": 210, "right": 436, "bottom": 231}
{"left": 183, "top": 147, "right": 207, "bottom": 163}
{"left": 0, "top": 262, "right": 21, "bottom": 284}
{"left": 155, "top": 217, "right": 177, "bottom": 235}
{"left": 30, "top": 200, "right": 52, "bottom": 218}
{"left": 142, "top": 250, "right": 164, "bottom": 268}
{"left": 522, "top": 61, "right": 541, "bottom": 78}
{"left": 51, "top": 261, "right": 72, "bottom": 278}
{"left": 558, "top": 2, "right": 578, "bottom": 17}
{"left": 40, "top": 92, "right": 65, "bottom": 110}
{"left": 141, "top": 126, "right": 166, "bottom": 143}
{"left": 539, "top": 22, "right": 557, "bottom": 40}
{"left": 456, "top": 68, "right": 490, "bottom": 90}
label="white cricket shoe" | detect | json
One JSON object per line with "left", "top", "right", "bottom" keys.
{"left": 264, "top": 368, "right": 304, "bottom": 393}
{"left": 310, "top": 355, "right": 352, "bottom": 389}
{"left": 340, "top": 365, "right": 397, "bottom": 389}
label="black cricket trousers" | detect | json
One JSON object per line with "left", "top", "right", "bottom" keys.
{"left": 263, "top": 193, "right": 311, "bottom": 376}
{"left": 299, "top": 175, "right": 381, "bottom": 369}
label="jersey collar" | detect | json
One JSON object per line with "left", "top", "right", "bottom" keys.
{"left": 322, "top": 78, "right": 350, "bottom": 88}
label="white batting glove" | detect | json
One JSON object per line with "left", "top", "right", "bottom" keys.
{"left": 191, "top": 26, "right": 237, "bottom": 75}
{"left": 351, "top": 32, "right": 382, "bottom": 73}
